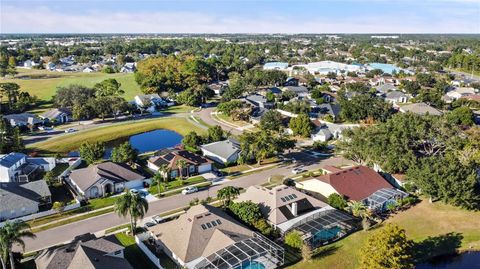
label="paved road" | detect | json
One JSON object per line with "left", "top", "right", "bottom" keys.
{"left": 193, "top": 107, "right": 244, "bottom": 136}
{"left": 21, "top": 154, "right": 354, "bottom": 253}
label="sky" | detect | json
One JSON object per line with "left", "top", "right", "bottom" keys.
{"left": 1, "top": 0, "right": 479, "bottom": 34}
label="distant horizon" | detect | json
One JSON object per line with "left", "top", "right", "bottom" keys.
{"left": 1, "top": 0, "right": 479, "bottom": 34}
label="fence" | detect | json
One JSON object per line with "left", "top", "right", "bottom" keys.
{"left": 0, "top": 201, "right": 81, "bottom": 227}
{"left": 135, "top": 233, "right": 164, "bottom": 269}
{"left": 276, "top": 109, "right": 298, "bottom": 118}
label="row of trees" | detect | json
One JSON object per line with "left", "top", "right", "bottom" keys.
{"left": 339, "top": 113, "right": 480, "bottom": 209}
{"left": 0, "top": 83, "right": 38, "bottom": 114}
{"left": 181, "top": 125, "right": 227, "bottom": 151}
{"left": 79, "top": 141, "right": 137, "bottom": 165}
{"left": 53, "top": 80, "right": 130, "bottom": 120}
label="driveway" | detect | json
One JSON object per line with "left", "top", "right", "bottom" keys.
{"left": 20, "top": 155, "right": 355, "bottom": 253}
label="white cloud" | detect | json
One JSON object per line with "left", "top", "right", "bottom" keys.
{"left": 0, "top": 4, "right": 478, "bottom": 33}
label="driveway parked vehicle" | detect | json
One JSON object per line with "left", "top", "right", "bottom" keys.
{"left": 64, "top": 128, "right": 76, "bottom": 133}
{"left": 181, "top": 186, "right": 198, "bottom": 195}
{"left": 152, "top": 216, "right": 165, "bottom": 224}
{"left": 291, "top": 167, "right": 305, "bottom": 174}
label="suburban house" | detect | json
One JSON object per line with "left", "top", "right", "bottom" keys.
{"left": 311, "top": 126, "right": 333, "bottom": 142}
{"left": 442, "top": 87, "right": 477, "bottom": 103}
{"left": 312, "top": 103, "right": 341, "bottom": 120}
{"left": 0, "top": 180, "right": 51, "bottom": 221}
{"left": 134, "top": 94, "right": 174, "bottom": 112}
{"left": 244, "top": 94, "right": 274, "bottom": 109}
{"left": 40, "top": 108, "right": 72, "bottom": 124}
{"left": 398, "top": 102, "right": 443, "bottom": 116}
{"left": 208, "top": 82, "right": 228, "bottom": 96}
{"left": 146, "top": 204, "right": 285, "bottom": 269}
{"left": 263, "top": 62, "right": 289, "bottom": 70}
{"left": 384, "top": 91, "right": 408, "bottom": 104}
{"left": 23, "top": 60, "right": 37, "bottom": 68}
{"left": 35, "top": 234, "right": 133, "bottom": 269}
{"left": 296, "top": 166, "right": 407, "bottom": 212}
{"left": 0, "top": 153, "right": 56, "bottom": 183}
{"left": 282, "top": 86, "right": 309, "bottom": 98}
{"left": 120, "top": 62, "right": 136, "bottom": 73}
{"left": 250, "top": 107, "right": 268, "bottom": 124}
{"left": 284, "top": 77, "right": 299, "bottom": 86}
{"left": 147, "top": 149, "right": 212, "bottom": 179}
{"left": 200, "top": 138, "right": 241, "bottom": 164}
{"left": 67, "top": 162, "right": 146, "bottom": 199}
{"left": 234, "top": 185, "right": 356, "bottom": 247}
{"left": 376, "top": 83, "right": 398, "bottom": 95}
{"left": 3, "top": 113, "right": 43, "bottom": 128}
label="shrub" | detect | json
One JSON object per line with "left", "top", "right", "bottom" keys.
{"left": 253, "top": 219, "right": 274, "bottom": 237}
{"left": 328, "top": 193, "right": 348, "bottom": 210}
{"left": 285, "top": 230, "right": 303, "bottom": 249}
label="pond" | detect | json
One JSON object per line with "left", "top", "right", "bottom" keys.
{"left": 96, "top": 129, "right": 182, "bottom": 158}
{"left": 416, "top": 251, "right": 480, "bottom": 269}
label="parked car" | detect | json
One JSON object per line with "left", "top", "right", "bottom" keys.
{"left": 152, "top": 216, "right": 165, "bottom": 224}
{"left": 130, "top": 189, "right": 139, "bottom": 195}
{"left": 64, "top": 128, "right": 76, "bottom": 133}
{"left": 39, "top": 126, "right": 53, "bottom": 131}
{"left": 213, "top": 170, "right": 223, "bottom": 177}
{"left": 144, "top": 221, "right": 156, "bottom": 228}
{"left": 182, "top": 186, "right": 198, "bottom": 195}
{"left": 292, "top": 167, "right": 305, "bottom": 174}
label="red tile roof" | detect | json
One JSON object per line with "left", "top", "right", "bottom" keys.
{"left": 317, "top": 166, "right": 393, "bottom": 201}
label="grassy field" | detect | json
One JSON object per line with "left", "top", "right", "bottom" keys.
{"left": 287, "top": 200, "right": 480, "bottom": 269}
{"left": 27, "top": 117, "right": 205, "bottom": 153}
{"left": 3, "top": 69, "right": 142, "bottom": 103}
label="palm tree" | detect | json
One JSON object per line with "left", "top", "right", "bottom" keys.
{"left": 158, "top": 164, "right": 170, "bottom": 182}
{"left": 114, "top": 191, "right": 149, "bottom": 235}
{"left": 348, "top": 201, "right": 369, "bottom": 219}
{"left": 217, "top": 186, "right": 240, "bottom": 208}
{"left": 152, "top": 173, "right": 162, "bottom": 195}
{"left": 0, "top": 221, "right": 36, "bottom": 269}
{"left": 176, "top": 160, "right": 187, "bottom": 179}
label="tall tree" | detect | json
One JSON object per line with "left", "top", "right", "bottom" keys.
{"left": 7, "top": 57, "right": 17, "bottom": 77}
{"left": 206, "top": 125, "right": 225, "bottom": 142}
{"left": 79, "top": 142, "right": 105, "bottom": 165}
{"left": 217, "top": 186, "right": 240, "bottom": 208}
{"left": 114, "top": 191, "right": 149, "bottom": 235}
{"left": 359, "top": 224, "right": 414, "bottom": 269}
{"left": 94, "top": 78, "right": 124, "bottom": 97}
{"left": 111, "top": 142, "right": 138, "bottom": 165}
{"left": 0, "top": 221, "right": 36, "bottom": 269}
{"left": 260, "top": 110, "right": 284, "bottom": 133}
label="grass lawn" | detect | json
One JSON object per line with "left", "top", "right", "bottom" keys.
{"left": 286, "top": 200, "right": 480, "bottom": 269}
{"left": 115, "top": 233, "right": 159, "bottom": 269}
{"left": 27, "top": 117, "right": 205, "bottom": 154}
{"left": 4, "top": 69, "right": 141, "bottom": 103}
{"left": 214, "top": 112, "right": 251, "bottom": 127}
{"left": 148, "top": 175, "right": 207, "bottom": 195}
{"left": 88, "top": 195, "right": 119, "bottom": 210}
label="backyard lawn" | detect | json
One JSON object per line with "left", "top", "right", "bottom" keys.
{"left": 4, "top": 69, "right": 142, "bottom": 103}
{"left": 287, "top": 200, "right": 480, "bottom": 269}
{"left": 27, "top": 117, "right": 205, "bottom": 154}
{"left": 115, "top": 233, "right": 159, "bottom": 269}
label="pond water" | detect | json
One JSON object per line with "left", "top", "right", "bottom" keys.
{"left": 96, "top": 129, "right": 182, "bottom": 158}
{"left": 416, "top": 252, "right": 480, "bottom": 269}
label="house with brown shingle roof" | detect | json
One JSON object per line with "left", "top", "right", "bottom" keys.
{"left": 67, "top": 162, "right": 146, "bottom": 199}
{"left": 296, "top": 166, "right": 407, "bottom": 212}
{"left": 147, "top": 148, "right": 212, "bottom": 179}
{"left": 146, "top": 204, "right": 284, "bottom": 269}
{"left": 235, "top": 185, "right": 357, "bottom": 248}
{"left": 35, "top": 234, "right": 133, "bottom": 269}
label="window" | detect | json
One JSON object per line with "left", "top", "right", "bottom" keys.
{"left": 201, "top": 224, "right": 207, "bottom": 230}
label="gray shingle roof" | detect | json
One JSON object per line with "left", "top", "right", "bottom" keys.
{"left": 69, "top": 162, "right": 145, "bottom": 192}
{"left": 200, "top": 139, "right": 241, "bottom": 161}
{"left": 35, "top": 234, "right": 132, "bottom": 269}
{"left": 385, "top": 90, "right": 407, "bottom": 99}
{"left": 3, "top": 113, "right": 42, "bottom": 125}
{"left": 400, "top": 102, "right": 443, "bottom": 116}
{"left": 40, "top": 108, "right": 72, "bottom": 120}
{"left": 0, "top": 180, "right": 51, "bottom": 213}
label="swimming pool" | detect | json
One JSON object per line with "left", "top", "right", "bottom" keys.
{"left": 367, "top": 63, "right": 401, "bottom": 74}
{"left": 312, "top": 226, "right": 342, "bottom": 244}
{"left": 234, "top": 261, "right": 266, "bottom": 269}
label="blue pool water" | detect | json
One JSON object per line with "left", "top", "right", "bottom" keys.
{"left": 367, "top": 63, "right": 402, "bottom": 74}
{"left": 235, "top": 261, "right": 266, "bottom": 269}
{"left": 312, "top": 226, "right": 342, "bottom": 243}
